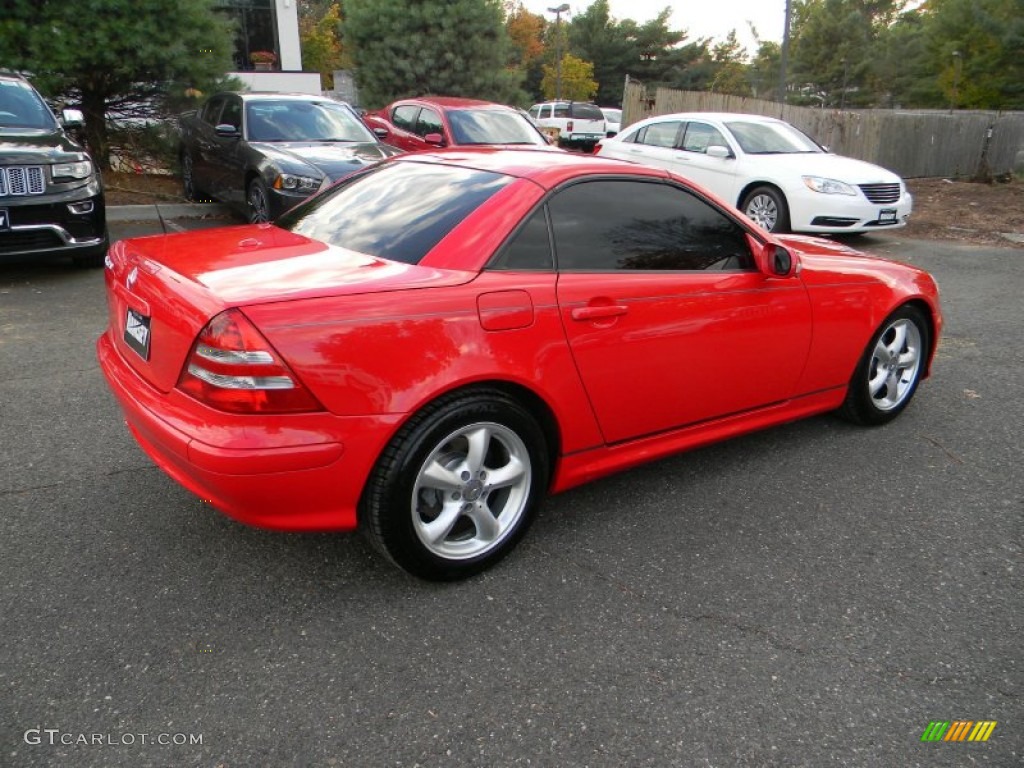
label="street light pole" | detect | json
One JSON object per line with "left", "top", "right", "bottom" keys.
{"left": 548, "top": 3, "right": 570, "bottom": 101}
{"left": 951, "top": 50, "right": 962, "bottom": 111}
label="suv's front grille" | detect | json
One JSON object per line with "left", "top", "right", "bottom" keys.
{"left": 859, "top": 182, "right": 901, "bottom": 204}
{"left": 0, "top": 166, "right": 46, "bottom": 196}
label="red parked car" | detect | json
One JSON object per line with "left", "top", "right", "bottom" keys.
{"left": 97, "top": 149, "right": 941, "bottom": 580}
{"left": 362, "top": 96, "right": 555, "bottom": 152}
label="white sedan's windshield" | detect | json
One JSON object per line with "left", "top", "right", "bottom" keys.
{"left": 725, "top": 120, "right": 823, "bottom": 155}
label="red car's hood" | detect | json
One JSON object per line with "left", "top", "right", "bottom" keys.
{"left": 116, "top": 223, "right": 474, "bottom": 305}
{"left": 778, "top": 233, "right": 935, "bottom": 285}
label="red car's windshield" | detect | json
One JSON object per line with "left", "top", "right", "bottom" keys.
{"left": 276, "top": 160, "right": 513, "bottom": 264}
{"left": 447, "top": 109, "right": 548, "bottom": 146}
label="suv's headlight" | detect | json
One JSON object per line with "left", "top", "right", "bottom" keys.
{"left": 52, "top": 159, "right": 93, "bottom": 181}
{"left": 272, "top": 173, "right": 322, "bottom": 192}
{"left": 802, "top": 176, "right": 857, "bottom": 196}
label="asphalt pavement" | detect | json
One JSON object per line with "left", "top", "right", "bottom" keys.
{"left": 1, "top": 218, "right": 1020, "bottom": 767}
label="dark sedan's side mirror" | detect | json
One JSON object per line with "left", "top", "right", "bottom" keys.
{"left": 424, "top": 132, "right": 446, "bottom": 147}
{"left": 215, "top": 123, "right": 240, "bottom": 138}
{"left": 61, "top": 109, "right": 85, "bottom": 128}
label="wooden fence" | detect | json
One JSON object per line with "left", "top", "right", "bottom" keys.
{"left": 621, "top": 78, "right": 1024, "bottom": 179}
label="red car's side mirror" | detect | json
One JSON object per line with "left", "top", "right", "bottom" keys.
{"left": 747, "top": 235, "right": 798, "bottom": 278}
{"left": 424, "top": 132, "right": 446, "bottom": 147}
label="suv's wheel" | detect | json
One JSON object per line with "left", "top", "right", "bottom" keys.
{"left": 361, "top": 390, "right": 549, "bottom": 580}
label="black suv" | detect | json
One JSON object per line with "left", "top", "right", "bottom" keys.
{"left": 0, "top": 71, "right": 108, "bottom": 267}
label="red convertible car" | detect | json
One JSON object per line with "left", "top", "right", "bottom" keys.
{"left": 362, "top": 96, "right": 554, "bottom": 152}
{"left": 97, "top": 149, "right": 941, "bottom": 580}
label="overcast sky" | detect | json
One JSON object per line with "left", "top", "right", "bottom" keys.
{"left": 519, "top": 0, "right": 789, "bottom": 54}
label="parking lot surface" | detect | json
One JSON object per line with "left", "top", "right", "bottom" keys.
{"left": 1, "top": 219, "right": 1020, "bottom": 766}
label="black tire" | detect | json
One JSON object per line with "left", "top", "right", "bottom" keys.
{"left": 838, "top": 304, "right": 930, "bottom": 426}
{"left": 181, "top": 151, "right": 199, "bottom": 201}
{"left": 741, "top": 185, "right": 790, "bottom": 233}
{"left": 361, "top": 390, "right": 550, "bottom": 581}
{"left": 246, "top": 177, "right": 271, "bottom": 223}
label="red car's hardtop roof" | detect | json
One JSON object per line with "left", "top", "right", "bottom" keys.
{"left": 391, "top": 147, "right": 671, "bottom": 190}
{"left": 398, "top": 96, "right": 513, "bottom": 110}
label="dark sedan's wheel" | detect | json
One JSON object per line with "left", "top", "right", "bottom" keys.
{"left": 839, "top": 305, "right": 929, "bottom": 426}
{"left": 247, "top": 178, "right": 271, "bottom": 223}
{"left": 361, "top": 390, "right": 549, "bottom": 581}
{"left": 741, "top": 185, "right": 790, "bottom": 233}
{"left": 181, "top": 152, "right": 198, "bottom": 201}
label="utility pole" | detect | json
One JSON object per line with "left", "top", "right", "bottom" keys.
{"left": 778, "top": 0, "right": 792, "bottom": 107}
{"left": 548, "top": 4, "right": 570, "bottom": 101}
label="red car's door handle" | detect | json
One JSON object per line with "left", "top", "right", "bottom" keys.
{"left": 571, "top": 304, "right": 628, "bottom": 321}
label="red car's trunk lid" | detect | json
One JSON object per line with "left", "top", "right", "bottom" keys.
{"left": 104, "top": 224, "right": 472, "bottom": 392}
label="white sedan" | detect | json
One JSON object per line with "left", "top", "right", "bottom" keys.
{"left": 595, "top": 112, "right": 912, "bottom": 235}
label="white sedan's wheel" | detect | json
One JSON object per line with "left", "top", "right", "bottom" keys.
{"left": 742, "top": 185, "right": 790, "bottom": 233}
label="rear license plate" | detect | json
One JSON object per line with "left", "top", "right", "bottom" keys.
{"left": 124, "top": 307, "right": 151, "bottom": 360}
{"left": 0, "top": 208, "right": 9, "bottom": 232}
{"left": 879, "top": 208, "right": 898, "bottom": 224}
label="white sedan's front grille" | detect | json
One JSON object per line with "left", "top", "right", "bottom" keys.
{"left": 0, "top": 166, "right": 46, "bottom": 196}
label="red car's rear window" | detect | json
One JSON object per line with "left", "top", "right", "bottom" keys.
{"left": 276, "top": 160, "right": 512, "bottom": 264}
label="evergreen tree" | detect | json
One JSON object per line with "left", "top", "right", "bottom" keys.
{"left": 344, "top": 0, "right": 523, "bottom": 107}
{"left": 0, "top": 0, "right": 235, "bottom": 169}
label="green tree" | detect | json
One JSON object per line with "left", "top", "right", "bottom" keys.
{"left": 789, "top": 0, "right": 903, "bottom": 107}
{"left": 541, "top": 54, "right": 599, "bottom": 100}
{"left": 343, "top": 0, "right": 523, "bottom": 107}
{"left": 918, "top": 0, "right": 1024, "bottom": 109}
{"left": 566, "top": 0, "right": 635, "bottom": 105}
{"left": 0, "top": 0, "right": 235, "bottom": 169}
{"left": 709, "top": 31, "right": 751, "bottom": 95}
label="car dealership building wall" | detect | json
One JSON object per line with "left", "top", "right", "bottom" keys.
{"left": 622, "top": 79, "right": 1024, "bottom": 180}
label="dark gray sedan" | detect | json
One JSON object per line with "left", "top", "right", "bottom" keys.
{"left": 179, "top": 92, "right": 402, "bottom": 222}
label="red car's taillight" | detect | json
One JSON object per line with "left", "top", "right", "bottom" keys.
{"left": 177, "top": 309, "right": 323, "bottom": 414}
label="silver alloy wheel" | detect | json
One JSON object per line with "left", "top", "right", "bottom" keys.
{"left": 248, "top": 181, "right": 270, "bottom": 223}
{"left": 411, "top": 421, "right": 532, "bottom": 561}
{"left": 867, "top": 317, "right": 923, "bottom": 411}
{"left": 746, "top": 193, "right": 779, "bottom": 231}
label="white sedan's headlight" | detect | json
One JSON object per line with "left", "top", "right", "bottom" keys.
{"left": 272, "top": 173, "right": 322, "bottom": 192}
{"left": 51, "top": 160, "right": 93, "bottom": 181}
{"left": 802, "top": 176, "right": 857, "bottom": 196}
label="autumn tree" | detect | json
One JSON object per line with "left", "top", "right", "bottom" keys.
{"left": 0, "top": 0, "right": 235, "bottom": 169}
{"left": 541, "top": 54, "right": 599, "bottom": 101}
{"left": 343, "top": 0, "right": 523, "bottom": 107}
{"left": 505, "top": 3, "right": 547, "bottom": 101}
{"left": 300, "top": 2, "right": 352, "bottom": 90}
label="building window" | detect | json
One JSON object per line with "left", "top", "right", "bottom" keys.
{"left": 216, "top": 0, "right": 280, "bottom": 71}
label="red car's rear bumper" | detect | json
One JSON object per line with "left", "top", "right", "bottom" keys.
{"left": 97, "top": 331, "right": 399, "bottom": 531}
